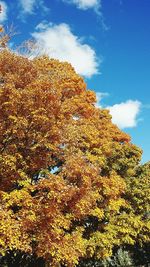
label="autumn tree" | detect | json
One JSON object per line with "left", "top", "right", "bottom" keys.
{"left": 0, "top": 43, "right": 149, "bottom": 266}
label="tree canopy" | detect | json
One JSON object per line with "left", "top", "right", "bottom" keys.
{"left": 0, "top": 47, "right": 149, "bottom": 267}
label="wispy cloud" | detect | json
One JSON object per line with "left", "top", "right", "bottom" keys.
{"left": 31, "top": 22, "right": 100, "bottom": 78}
{"left": 19, "top": 0, "right": 49, "bottom": 15}
{"left": 62, "top": 0, "right": 108, "bottom": 30}
{"left": 63, "top": 0, "right": 101, "bottom": 12}
{"left": 0, "top": 1, "right": 7, "bottom": 22}
{"left": 96, "top": 92, "right": 109, "bottom": 107}
{"left": 19, "top": 0, "right": 36, "bottom": 14}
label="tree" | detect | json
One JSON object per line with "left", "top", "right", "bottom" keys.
{"left": 0, "top": 46, "right": 149, "bottom": 267}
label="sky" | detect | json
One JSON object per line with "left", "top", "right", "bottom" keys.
{"left": 0, "top": 0, "right": 150, "bottom": 163}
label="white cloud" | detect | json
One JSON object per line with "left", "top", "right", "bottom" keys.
{"left": 63, "top": 0, "right": 108, "bottom": 30}
{"left": 96, "top": 92, "right": 109, "bottom": 107}
{"left": 95, "top": 93, "right": 141, "bottom": 129}
{"left": 0, "top": 1, "right": 7, "bottom": 22}
{"left": 19, "top": 0, "right": 36, "bottom": 14}
{"left": 19, "top": 0, "right": 49, "bottom": 15}
{"left": 31, "top": 22, "right": 99, "bottom": 77}
{"left": 107, "top": 100, "right": 141, "bottom": 129}
{"left": 63, "top": 0, "right": 101, "bottom": 11}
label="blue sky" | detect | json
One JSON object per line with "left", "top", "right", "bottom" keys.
{"left": 0, "top": 0, "right": 150, "bottom": 163}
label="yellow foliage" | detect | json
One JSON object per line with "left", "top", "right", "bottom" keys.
{"left": 0, "top": 47, "right": 149, "bottom": 266}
